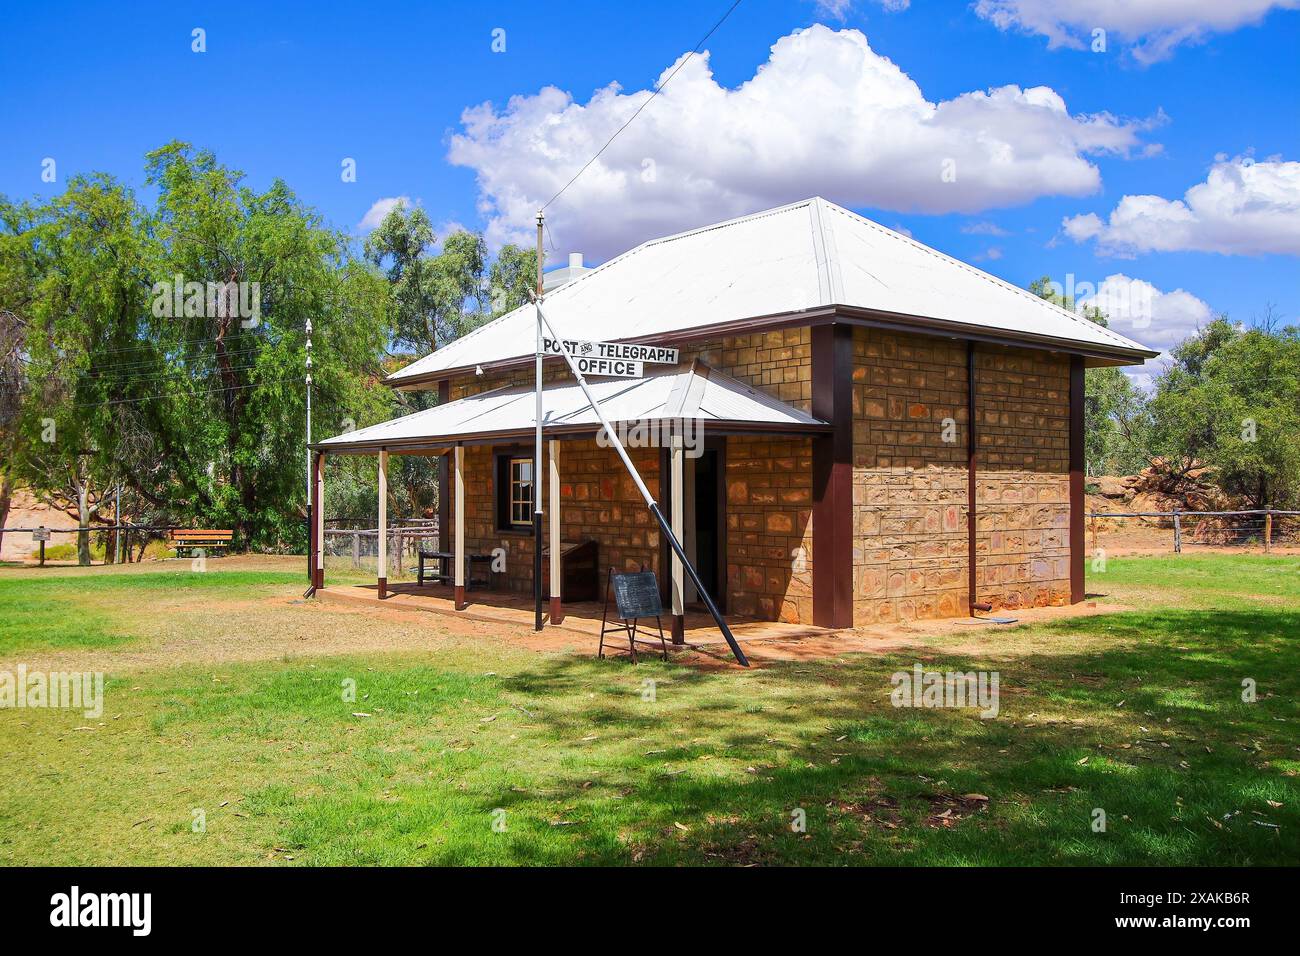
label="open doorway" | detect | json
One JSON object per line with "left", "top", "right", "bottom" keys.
{"left": 683, "top": 441, "right": 725, "bottom": 611}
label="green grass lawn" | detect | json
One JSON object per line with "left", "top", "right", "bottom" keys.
{"left": 0, "top": 554, "right": 1296, "bottom": 865}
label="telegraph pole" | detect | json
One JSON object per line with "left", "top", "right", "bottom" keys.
{"left": 305, "top": 317, "right": 314, "bottom": 586}
{"left": 533, "top": 211, "right": 545, "bottom": 631}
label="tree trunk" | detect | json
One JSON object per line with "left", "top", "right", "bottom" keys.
{"left": 77, "top": 483, "right": 92, "bottom": 566}
{"left": 0, "top": 472, "right": 12, "bottom": 559}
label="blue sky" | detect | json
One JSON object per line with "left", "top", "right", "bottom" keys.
{"left": 3, "top": 0, "right": 1297, "bottom": 363}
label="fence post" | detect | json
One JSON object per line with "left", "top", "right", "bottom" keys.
{"left": 351, "top": 531, "right": 361, "bottom": 569}
{"left": 1089, "top": 513, "right": 1098, "bottom": 553}
{"left": 1173, "top": 508, "right": 1182, "bottom": 554}
{"left": 394, "top": 529, "right": 403, "bottom": 576}
{"left": 1264, "top": 511, "right": 1273, "bottom": 553}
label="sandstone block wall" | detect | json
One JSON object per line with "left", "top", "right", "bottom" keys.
{"left": 436, "top": 322, "right": 1071, "bottom": 624}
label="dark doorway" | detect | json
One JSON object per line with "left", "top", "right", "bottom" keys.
{"left": 692, "top": 448, "right": 721, "bottom": 602}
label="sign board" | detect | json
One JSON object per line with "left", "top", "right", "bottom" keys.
{"left": 574, "top": 356, "right": 642, "bottom": 379}
{"left": 610, "top": 569, "right": 662, "bottom": 620}
{"left": 543, "top": 337, "right": 678, "bottom": 366}
{"left": 32, "top": 527, "right": 50, "bottom": 542}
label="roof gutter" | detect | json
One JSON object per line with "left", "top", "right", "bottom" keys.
{"left": 311, "top": 418, "right": 834, "bottom": 455}
{"left": 384, "top": 304, "right": 1157, "bottom": 390}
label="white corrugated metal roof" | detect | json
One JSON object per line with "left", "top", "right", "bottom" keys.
{"left": 319, "top": 361, "right": 825, "bottom": 450}
{"left": 388, "top": 197, "right": 1155, "bottom": 385}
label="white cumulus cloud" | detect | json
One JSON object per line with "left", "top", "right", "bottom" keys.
{"left": 1078, "top": 273, "right": 1214, "bottom": 379}
{"left": 447, "top": 25, "right": 1148, "bottom": 260}
{"left": 358, "top": 196, "right": 412, "bottom": 232}
{"left": 974, "top": 0, "right": 1299, "bottom": 64}
{"left": 1062, "top": 156, "right": 1300, "bottom": 256}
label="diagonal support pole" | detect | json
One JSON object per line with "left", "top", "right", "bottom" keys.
{"left": 534, "top": 301, "right": 749, "bottom": 667}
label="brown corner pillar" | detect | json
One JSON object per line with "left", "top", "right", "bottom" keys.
{"left": 967, "top": 341, "right": 979, "bottom": 614}
{"left": 1069, "top": 355, "right": 1085, "bottom": 603}
{"left": 811, "top": 323, "right": 853, "bottom": 629}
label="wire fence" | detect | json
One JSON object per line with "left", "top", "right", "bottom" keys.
{"left": 321, "top": 520, "right": 442, "bottom": 577}
{"left": 0, "top": 518, "right": 444, "bottom": 570}
{"left": 0, "top": 524, "right": 204, "bottom": 565}
{"left": 1087, "top": 509, "right": 1300, "bottom": 553}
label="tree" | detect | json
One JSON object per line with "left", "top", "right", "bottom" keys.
{"left": 6, "top": 174, "right": 156, "bottom": 564}
{"left": 1, "top": 145, "right": 396, "bottom": 556}
{"left": 1028, "top": 275, "right": 1150, "bottom": 475}
{"left": 362, "top": 200, "right": 536, "bottom": 356}
{"left": 138, "top": 142, "right": 394, "bottom": 548}
{"left": 0, "top": 196, "right": 43, "bottom": 556}
{"left": 1149, "top": 318, "right": 1300, "bottom": 508}
{"left": 362, "top": 202, "right": 536, "bottom": 520}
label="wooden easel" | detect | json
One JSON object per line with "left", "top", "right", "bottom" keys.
{"left": 598, "top": 565, "right": 668, "bottom": 663}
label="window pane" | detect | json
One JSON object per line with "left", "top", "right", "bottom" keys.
{"left": 509, "top": 457, "right": 533, "bottom": 525}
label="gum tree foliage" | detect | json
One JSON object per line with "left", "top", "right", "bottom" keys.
{"left": 2, "top": 145, "right": 394, "bottom": 555}
{"left": 1148, "top": 317, "right": 1300, "bottom": 509}
{"left": 1029, "top": 276, "right": 1150, "bottom": 475}
{"left": 0, "top": 197, "right": 44, "bottom": 556}
{"left": 5, "top": 176, "right": 152, "bottom": 564}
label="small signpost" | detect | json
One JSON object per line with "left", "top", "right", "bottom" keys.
{"left": 33, "top": 526, "right": 50, "bottom": 567}
{"left": 542, "top": 337, "right": 678, "bottom": 379}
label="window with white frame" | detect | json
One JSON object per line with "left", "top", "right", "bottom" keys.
{"left": 509, "top": 457, "right": 533, "bottom": 526}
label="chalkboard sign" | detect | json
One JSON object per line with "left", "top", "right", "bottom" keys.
{"left": 610, "top": 570, "right": 662, "bottom": 620}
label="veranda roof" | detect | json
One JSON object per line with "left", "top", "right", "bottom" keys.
{"left": 387, "top": 196, "right": 1157, "bottom": 389}
{"left": 315, "top": 360, "right": 828, "bottom": 453}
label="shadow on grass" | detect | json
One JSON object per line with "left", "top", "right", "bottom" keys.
{"left": 228, "top": 605, "right": 1299, "bottom": 866}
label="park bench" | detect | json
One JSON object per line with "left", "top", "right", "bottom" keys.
{"left": 168, "top": 529, "right": 233, "bottom": 557}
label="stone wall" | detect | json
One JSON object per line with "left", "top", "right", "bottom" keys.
{"left": 437, "top": 321, "right": 1070, "bottom": 624}
{"left": 848, "top": 327, "right": 1071, "bottom": 624}
{"left": 682, "top": 327, "right": 813, "bottom": 413}
{"left": 459, "top": 440, "right": 660, "bottom": 595}
{"left": 973, "top": 345, "right": 1071, "bottom": 609}
{"left": 725, "top": 436, "right": 814, "bottom": 623}
{"left": 850, "top": 328, "right": 970, "bottom": 625}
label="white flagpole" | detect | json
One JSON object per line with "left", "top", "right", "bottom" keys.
{"left": 533, "top": 211, "right": 545, "bottom": 631}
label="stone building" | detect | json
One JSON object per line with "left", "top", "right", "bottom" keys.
{"left": 312, "top": 198, "right": 1154, "bottom": 635}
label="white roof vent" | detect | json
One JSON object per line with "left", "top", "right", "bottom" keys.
{"left": 543, "top": 252, "right": 589, "bottom": 292}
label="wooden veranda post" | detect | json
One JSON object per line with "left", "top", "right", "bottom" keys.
{"left": 549, "top": 439, "right": 562, "bottom": 624}
{"left": 377, "top": 449, "right": 388, "bottom": 598}
{"left": 454, "top": 444, "right": 466, "bottom": 610}
{"left": 670, "top": 431, "right": 685, "bottom": 643}
{"left": 533, "top": 209, "right": 545, "bottom": 632}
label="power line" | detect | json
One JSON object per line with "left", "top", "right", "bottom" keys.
{"left": 73, "top": 377, "right": 281, "bottom": 409}
{"left": 541, "top": 0, "right": 744, "bottom": 212}
{"left": 70, "top": 347, "right": 271, "bottom": 378}
{"left": 60, "top": 330, "right": 281, "bottom": 357}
